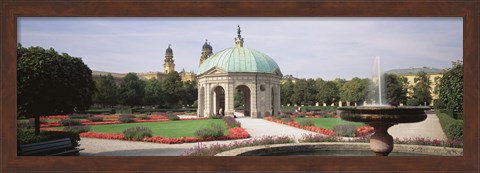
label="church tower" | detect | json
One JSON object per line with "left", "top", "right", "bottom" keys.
{"left": 199, "top": 39, "right": 213, "bottom": 65}
{"left": 164, "top": 44, "right": 175, "bottom": 74}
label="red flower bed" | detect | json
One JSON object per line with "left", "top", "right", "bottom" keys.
{"left": 356, "top": 126, "right": 374, "bottom": 137}
{"left": 40, "top": 122, "right": 62, "bottom": 127}
{"left": 40, "top": 115, "right": 69, "bottom": 120}
{"left": 79, "top": 127, "right": 250, "bottom": 144}
{"left": 80, "top": 132, "right": 125, "bottom": 140}
{"left": 302, "top": 126, "right": 334, "bottom": 136}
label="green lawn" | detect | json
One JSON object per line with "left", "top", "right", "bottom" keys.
{"left": 56, "top": 119, "right": 228, "bottom": 138}
{"left": 294, "top": 118, "right": 364, "bottom": 129}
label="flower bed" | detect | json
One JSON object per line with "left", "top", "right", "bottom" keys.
{"left": 79, "top": 127, "right": 250, "bottom": 144}
{"left": 22, "top": 114, "right": 207, "bottom": 128}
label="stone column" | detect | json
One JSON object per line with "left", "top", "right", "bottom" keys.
{"left": 225, "top": 82, "right": 235, "bottom": 116}
{"left": 250, "top": 83, "right": 258, "bottom": 118}
{"left": 274, "top": 85, "right": 281, "bottom": 116}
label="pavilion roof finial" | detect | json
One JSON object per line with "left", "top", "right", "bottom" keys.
{"left": 235, "top": 25, "right": 244, "bottom": 48}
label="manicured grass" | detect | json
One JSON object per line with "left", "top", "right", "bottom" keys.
{"left": 57, "top": 119, "right": 229, "bottom": 138}
{"left": 294, "top": 118, "right": 364, "bottom": 129}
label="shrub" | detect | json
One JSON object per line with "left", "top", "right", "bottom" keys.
{"left": 273, "top": 113, "right": 289, "bottom": 120}
{"left": 59, "top": 119, "right": 82, "bottom": 126}
{"left": 445, "top": 121, "right": 463, "bottom": 140}
{"left": 298, "top": 119, "right": 315, "bottom": 127}
{"left": 295, "top": 112, "right": 306, "bottom": 118}
{"left": 119, "top": 114, "right": 135, "bottom": 123}
{"left": 137, "top": 114, "right": 151, "bottom": 120}
{"left": 69, "top": 113, "right": 93, "bottom": 119}
{"left": 437, "top": 112, "right": 463, "bottom": 140}
{"left": 209, "top": 113, "right": 223, "bottom": 119}
{"left": 167, "top": 112, "right": 180, "bottom": 121}
{"left": 86, "top": 116, "right": 104, "bottom": 122}
{"left": 281, "top": 117, "right": 294, "bottom": 122}
{"left": 64, "top": 125, "right": 90, "bottom": 133}
{"left": 123, "top": 127, "right": 153, "bottom": 139}
{"left": 194, "top": 123, "right": 224, "bottom": 138}
{"left": 332, "top": 124, "right": 357, "bottom": 137}
{"left": 223, "top": 116, "right": 241, "bottom": 128}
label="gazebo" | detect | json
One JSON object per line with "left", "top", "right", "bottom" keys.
{"left": 197, "top": 26, "right": 283, "bottom": 118}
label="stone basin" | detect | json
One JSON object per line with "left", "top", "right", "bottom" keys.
{"left": 337, "top": 106, "right": 430, "bottom": 156}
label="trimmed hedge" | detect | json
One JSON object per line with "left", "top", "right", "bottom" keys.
{"left": 194, "top": 123, "right": 224, "bottom": 138}
{"left": 123, "top": 127, "right": 153, "bottom": 139}
{"left": 59, "top": 119, "right": 82, "bottom": 126}
{"left": 85, "top": 109, "right": 116, "bottom": 115}
{"left": 333, "top": 124, "right": 357, "bottom": 137}
{"left": 437, "top": 112, "right": 463, "bottom": 140}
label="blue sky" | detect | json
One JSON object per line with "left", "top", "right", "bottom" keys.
{"left": 18, "top": 17, "right": 462, "bottom": 80}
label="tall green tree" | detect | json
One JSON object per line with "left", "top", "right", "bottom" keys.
{"left": 162, "top": 71, "right": 183, "bottom": 107}
{"left": 316, "top": 80, "right": 339, "bottom": 106}
{"left": 340, "top": 77, "right": 369, "bottom": 105}
{"left": 93, "top": 74, "right": 119, "bottom": 107}
{"left": 439, "top": 61, "right": 463, "bottom": 112}
{"left": 118, "top": 73, "right": 145, "bottom": 107}
{"left": 280, "top": 79, "right": 294, "bottom": 105}
{"left": 144, "top": 78, "right": 163, "bottom": 107}
{"left": 304, "top": 78, "right": 318, "bottom": 105}
{"left": 17, "top": 45, "right": 95, "bottom": 134}
{"left": 291, "top": 79, "right": 307, "bottom": 105}
{"left": 409, "top": 71, "right": 432, "bottom": 106}
{"left": 181, "top": 80, "right": 198, "bottom": 107}
{"left": 384, "top": 73, "right": 408, "bottom": 106}
{"left": 234, "top": 89, "right": 245, "bottom": 109}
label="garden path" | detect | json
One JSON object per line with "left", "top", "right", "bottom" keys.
{"left": 388, "top": 113, "right": 447, "bottom": 140}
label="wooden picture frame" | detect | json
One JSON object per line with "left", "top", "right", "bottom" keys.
{"left": 1, "top": 1, "right": 478, "bottom": 172}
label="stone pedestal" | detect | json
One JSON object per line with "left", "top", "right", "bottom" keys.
{"left": 369, "top": 123, "right": 394, "bottom": 156}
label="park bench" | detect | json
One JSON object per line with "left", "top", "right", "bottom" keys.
{"left": 19, "top": 138, "right": 84, "bottom": 156}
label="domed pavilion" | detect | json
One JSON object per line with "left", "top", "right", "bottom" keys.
{"left": 197, "top": 26, "right": 283, "bottom": 118}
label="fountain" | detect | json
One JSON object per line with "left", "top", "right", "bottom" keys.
{"left": 338, "top": 56, "right": 428, "bottom": 156}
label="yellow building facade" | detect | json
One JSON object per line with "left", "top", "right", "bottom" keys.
{"left": 385, "top": 67, "right": 444, "bottom": 103}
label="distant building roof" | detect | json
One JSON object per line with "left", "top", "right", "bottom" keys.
{"left": 282, "top": 74, "right": 299, "bottom": 81}
{"left": 385, "top": 67, "right": 444, "bottom": 76}
{"left": 92, "top": 70, "right": 127, "bottom": 78}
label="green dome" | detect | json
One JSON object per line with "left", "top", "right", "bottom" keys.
{"left": 198, "top": 47, "right": 282, "bottom": 75}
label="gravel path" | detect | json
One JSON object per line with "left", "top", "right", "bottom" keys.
{"left": 388, "top": 113, "right": 447, "bottom": 140}
{"left": 79, "top": 113, "right": 447, "bottom": 156}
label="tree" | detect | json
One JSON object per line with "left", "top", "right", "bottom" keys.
{"left": 17, "top": 45, "right": 95, "bottom": 134}
{"left": 340, "top": 77, "right": 369, "bottom": 105}
{"left": 316, "top": 80, "right": 339, "bottom": 106}
{"left": 118, "top": 73, "right": 145, "bottom": 107}
{"left": 409, "top": 71, "right": 432, "bottom": 106}
{"left": 144, "top": 78, "right": 163, "bottom": 107}
{"left": 439, "top": 61, "right": 463, "bottom": 112}
{"left": 291, "top": 79, "right": 307, "bottom": 105}
{"left": 93, "top": 74, "right": 119, "bottom": 107}
{"left": 280, "top": 79, "right": 294, "bottom": 105}
{"left": 162, "top": 71, "right": 183, "bottom": 107}
{"left": 304, "top": 78, "right": 318, "bottom": 105}
{"left": 181, "top": 80, "right": 198, "bottom": 107}
{"left": 384, "top": 73, "right": 408, "bottom": 106}
{"left": 234, "top": 89, "right": 245, "bottom": 109}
